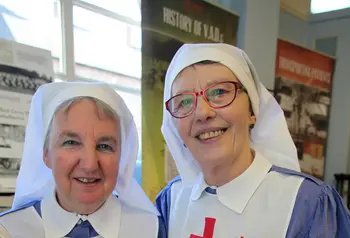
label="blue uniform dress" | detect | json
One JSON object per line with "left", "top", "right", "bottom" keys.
{"left": 156, "top": 152, "right": 350, "bottom": 238}
{"left": 0, "top": 188, "right": 159, "bottom": 238}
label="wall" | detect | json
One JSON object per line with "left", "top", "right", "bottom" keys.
{"left": 209, "top": 0, "right": 280, "bottom": 90}
{"left": 308, "top": 8, "right": 350, "bottom": 183}
{"left": 279, "top": 9, "right": 309, "bottom": 46}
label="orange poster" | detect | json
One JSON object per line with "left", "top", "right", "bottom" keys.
{"left": 274, "top": 39, "right": 335, "bottom": 179}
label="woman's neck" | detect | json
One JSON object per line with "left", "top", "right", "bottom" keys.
{"left": 202, "top": 148, "right": 255, "bottom": 187}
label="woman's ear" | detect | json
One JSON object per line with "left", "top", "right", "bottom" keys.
{"left": 43, "top": 148, "right": 52, "bottom": 169}
{"left": 249, "top": 114, "right": 256, "bottom": 129}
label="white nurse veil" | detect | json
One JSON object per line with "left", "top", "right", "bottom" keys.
{"left": 161, "top": 43, "right": 300, "bottom": 185}
{"left": 12, "top": 81, "right": 158, "bottom": 215}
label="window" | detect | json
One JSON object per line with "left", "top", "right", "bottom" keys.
{"left": 127, "top": 25, "right": 141, "bottom": 50}
{"left": 311, "top": 0, "right": 350, "bottom": 14}
{"left": 116, "top": 90, "right": 142, "bottom": 183}
{"left": 0, "top": 0, "right": 63, "bottom": 73}
{"left": 73, "top": 6, "right": 141, "bottom": 86}
{"left": 80, "top": 0, "right": 141, "bottom": 21}
{"left": 116, "top": 90, "right": 142, "bottom": 141}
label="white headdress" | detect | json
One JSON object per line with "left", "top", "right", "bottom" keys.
{"left": 161, "top": 43, "right": 300, "bottom": 185}
{"left": 13, "top": 81, "right": 158, "bottom": 215}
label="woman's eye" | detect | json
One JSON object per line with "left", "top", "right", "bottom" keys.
{"left": 213, "top": 89, "right": 225, "bottom": 95}
{"left": 63, "top": 140, "right": 79, "bottom": 146}
{"left": 181, "top": 98, "right": 193, "bottom": 107}
{"left": 97, "top": 144, "right": 114, "bottom": 152}
{"left": 208, "top": 88, "right": 226, "bottom": 97}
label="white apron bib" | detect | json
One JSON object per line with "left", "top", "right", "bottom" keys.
{"left": 168, "top": 156, "right": 303, "bottom": 238}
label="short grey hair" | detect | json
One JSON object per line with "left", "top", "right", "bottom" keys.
{"left": 43, "top": 97, "right": 119, "bottom": 150}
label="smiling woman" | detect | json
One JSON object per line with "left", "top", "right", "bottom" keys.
{"left": 0, "top": 82, "right": 159, "bottom": 237}
{"left": 43, "top": 97, "right": 120, "bottom": 215}
{"left": 156, "top": 43, "right": 350, "bottom": 238}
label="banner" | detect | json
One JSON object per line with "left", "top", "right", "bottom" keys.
{"left": 141, "top": 0, "right": 239, "bottom": 201}
{"left": 274, "top": 39, "right": 335, "bottom": 179}
{"left": 0, "top": 39, "right": 53, "bottom": 193}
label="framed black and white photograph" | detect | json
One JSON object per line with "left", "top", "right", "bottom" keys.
{"left": 0, "top": 40, "right": 53, "bottom": 193}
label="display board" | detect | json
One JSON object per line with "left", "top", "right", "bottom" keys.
{"left": 141, "top": 0, "right": 239, "bottom": 201}
{"left": 274, "top": 39, "right": 335, "bottom": 180}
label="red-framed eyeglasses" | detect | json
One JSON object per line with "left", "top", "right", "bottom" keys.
{"left": 165, "top": 81, "right": 243, "bottom": 119}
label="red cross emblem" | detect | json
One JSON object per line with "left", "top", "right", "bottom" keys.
{"left": 190, "top": 217, "right": 216, "bottom": 238}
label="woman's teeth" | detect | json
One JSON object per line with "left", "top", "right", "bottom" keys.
{"left": 198, "top": 129, "right": 225, "bottom": 140}
{"left": 76, "top": 178, "right": 99, "bottom": 183}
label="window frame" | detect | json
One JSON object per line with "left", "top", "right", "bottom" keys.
{"left": 58, "top": 0, "right": 141, "bottom": 82}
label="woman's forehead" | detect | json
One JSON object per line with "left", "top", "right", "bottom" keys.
{"left": 51, "top": 99, "right": 120, "bottom": 134}
{"left": 171, "top": 63, "right": 239, "bottom": 94}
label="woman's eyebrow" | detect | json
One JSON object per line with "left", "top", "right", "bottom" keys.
{"left": 174, "top": 77, "right": 238, "bottom": 95}
{"left": 98, "top": 136, "right": 118, "bottom": 145}
{"left": 59, "top": 130, "right": 80, "bottom": 140}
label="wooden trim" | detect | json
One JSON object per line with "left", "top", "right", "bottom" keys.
{"left": 280, "top": 1, "right": 310, "bottom": 21}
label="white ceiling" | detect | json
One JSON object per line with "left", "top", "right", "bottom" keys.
{"left": 280, "top": 0, "right": 311, "bottom": 20}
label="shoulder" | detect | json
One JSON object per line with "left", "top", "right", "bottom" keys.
{"left": 156, "top": 175, "right": 182, "bottom": 203}
{"left": 270, "top": 165, "right": 325, "bottom": 194}
{"left": 0, "top": 200, "right": 41, "bottom": 219}
{"left": 271, "top": 166, "right": 349, "bottom": 218}
{"left": 275, "top": 167, "right": 350, "bottom": 237}
{"left": 164, "top": 175, "right": 182, "bottom": 190}
{"left": 155, "top": 176, "right": 182, "bottom": 238}
{"left": 117, "top": 196, "right": 159, "bottom": 238}
{"left": 0, "top": 200, "right": 42, "bottom": 230}
{"left": 0, "top": 200, "right": 44, "bottom": 237}
{"left": 0, "top": 200, "right": 42, "bottom": 237}
{"left": 155, "top": 175, "right": 182, "bottom": 214}
{"left": 116, "top": 195, "right": 158, "bottom": 227}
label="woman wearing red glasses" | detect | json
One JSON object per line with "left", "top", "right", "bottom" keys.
{"left": 156, "top": 43, "right": 350, "bottom": 238}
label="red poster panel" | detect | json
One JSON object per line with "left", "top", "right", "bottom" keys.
{"left": 274, "top": 39, "right": 335, "bottom": 180}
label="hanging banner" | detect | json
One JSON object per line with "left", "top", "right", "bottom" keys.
{"left": 274, "top": 39, "right": 335, "bottom": 180}
{"left": 141, "top": 0, "right": 239, "bottom": 201}
{"left": 0, "top": 39, "right": 53, "bottom": 193}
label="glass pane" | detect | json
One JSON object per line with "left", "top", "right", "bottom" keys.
{"left": 127, "top": 25, "right": 141, "bottom": 50}
{"left": 116, "top": 90, "right": 142, "bottom": 184}
{"left": 54, "top": 78, "right": 64, "bottom": 82}
{"left": 311, "top": 0, "right": 350, "bottom": 14}
{"left": 80, "top": 0, "right": 141, "bottom": 22}
{"left": 0, "top": 0, "right": 63, "bottom": 73}
{"left": 73, "top": 6, "right": 141, "bottom": 91}
{"left": 117, "top": 90, "right": 141, "bottom": 141}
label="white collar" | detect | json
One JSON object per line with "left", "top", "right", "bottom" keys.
{"left": 190, "top": 151, "right": 272, "bottom": 214}
{"left": 41, "top": 188, "right": 121, "bottom": 238}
